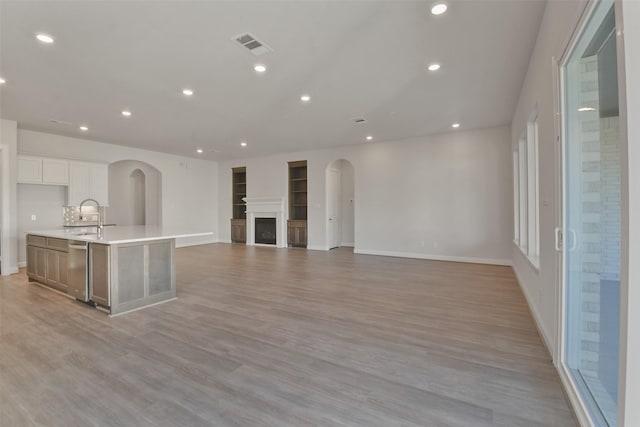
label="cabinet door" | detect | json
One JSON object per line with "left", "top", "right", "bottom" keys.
{"left": 230, "top": 220, "right": 246, "bottom": 243}
{"left": 288, "top": 224, "right": 298, "bottom": 246}
{"left": 46, "top": 251, "right": 59, "bottom": 286}
{"left": 45, "top": 250, "right": 69, "bottom": 292}
{"left": 90, "top": 164, "right": 109, "bottom": 206}
{"left": 287, "top": 221, "right": 307, "bottom": 247}
{"left": 298, "top": 226, "right": 307, "bottom": 247}
{"left": 90, "top": 244, "right": 110, "bottom": 307}
{"left": 17, "top": 156, "right": 42, "bottom": 184}
{"left": 36, "top": 247, "right": 47, "bottom": 282}
{"left": 42, "top": 159, "right": 69, "bottom": 185}
{"left": 68, "top": 162, "right": 91, "bottom": 205}
{"left": 26, "top": 246, "right": 37, "bottom": 277}
{"left": 58, "top": 252, "right": 69, "bottom": 288}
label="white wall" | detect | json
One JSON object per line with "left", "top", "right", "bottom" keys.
{"left": 218, "top": 125, "right": 513, "bottom": 264}
{"left": 618, "top": 0, "right": 640, "bottom": 424}
{"left": 0, "top": 119, "right": 18, "bottom": 275}
{"left": 17, "top": 130, "right": 218, "bottom": 254}
{"left": 17, "top": 184, "right": 66, "bottom": 264}
{"left": 109, "top": 160, "right": 162, "bottom": 227}
{"left": 510, "top": 0, "right": 588, "bottom": 357}
{"left": 338, "top": 159, "right": 355, "bottom": 246}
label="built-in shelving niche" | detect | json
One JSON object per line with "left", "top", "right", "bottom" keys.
{"left": 231, "top": 167, "right": 247, "bottom": 243}
{"left": 287, "top": 160, "right": 307, "bottom": 247}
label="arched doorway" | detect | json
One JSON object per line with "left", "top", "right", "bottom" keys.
{"left": 108, "top": 160, "right": 161, "bottom": 226}
{"left": 326, "top": 159, "right": 355, "bottom": 250}
{"left": 130, "top": 169, "right": 146, "bottom": 225}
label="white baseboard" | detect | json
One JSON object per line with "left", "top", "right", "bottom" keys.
{"left": 18, "top": 261, "right": 26, "bottom": 268}
{"left": 512, "top": 266, "right": 554, "bottom": 359}
{"left": 306, "top": 245, "right": 327, "bottom": 251}
{"left": 512, "top": 263, "right": 592, "bottom": 427}
{"left": 353, "top": 249, "right": 512, "bottom": 266}
{"left": 175, "top": 236, "right": 217, "bottom": 248}
{"left": 1, "top": 265, "right": 19, "bottom": 275}
{"left": 340, "top": 242, "right": 355, "bottom": 247}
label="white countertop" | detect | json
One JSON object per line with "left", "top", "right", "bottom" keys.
{"left": 28, "top": 226, "right": 213, "bottom": 245}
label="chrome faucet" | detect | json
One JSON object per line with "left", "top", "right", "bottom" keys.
{"left": 79, "top": 198, "right": 103, "bottom": 231}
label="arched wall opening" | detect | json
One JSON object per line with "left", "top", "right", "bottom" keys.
{"left": 130, "top": 169, "right": 146, "bottom": 225}
{"left": 325, "top": 159, "right": 355, "bottom": 250}
{"left": 108, "top": 160, "right": 161, "bottom": 226}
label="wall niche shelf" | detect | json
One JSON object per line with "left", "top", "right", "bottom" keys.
{"left": 231, "top": 167, "right": 247, "bottom": 243}
{"left": 287, "top": 160, "right": 307, "bottom": 248}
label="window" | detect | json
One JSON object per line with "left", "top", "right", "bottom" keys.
{"left": 513, "top": 108, "right": 540, "bottom": 268}
{"left": 513, "top": 149, "right": 519, "bottom": 244}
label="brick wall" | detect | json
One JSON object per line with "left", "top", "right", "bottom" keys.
{"left": 579, "top": 56, "right": 601, "bottom": 376}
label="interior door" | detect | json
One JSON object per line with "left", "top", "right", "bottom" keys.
{"left": 327, "top": 168, "right": 340, "bottom": 249}
{"left": 561, "top": 1, "right": 621, "bottom": 425}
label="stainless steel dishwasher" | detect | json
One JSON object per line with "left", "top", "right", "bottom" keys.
{"left": 68, "top": 240, "right": 89, "bottom": 302}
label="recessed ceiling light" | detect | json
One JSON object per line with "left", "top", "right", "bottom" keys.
{"left": 451, "top": 123, "right": 460, "bottom": 128}
{"left": 366, "top": 135, "right": 373, "bottom": 141}
{"left": 182, "top": 88, "right": 194, "bottom": 96}
{"left": 431, "top": 2, "right": 448, "bottom": 15}
{"left": 300, "top": 94, "right": 311, "bottom": 102}
{"left": 79, "top": 126, "right": 88, "bottom": 131}
{"left": 427, "top": 63, "right": 441, "bottom": 71}
{"left": 578, "top": 107, "right": 596, "bottom": 112}
{"left": 121, "top": 110, "right": 132, "bottom": 117}
{"left": 254, "top": 64, "right": 267, "bottom": 73}
{"left": 36, "top": 33, "right": 54, "bottom": 44}
{"left": 240, "top": 141, "right": 248, "bottom": 147}
{"left": 0, "top": 77, "right": 5, "bottom": 84}
{"left": 196, "top": 148, "right": 203, "bottom": 153}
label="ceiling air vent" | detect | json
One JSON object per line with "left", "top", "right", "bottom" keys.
{"left": 352, "top": 117, "right": 367, "bottom": 124}
{"left": 233, "top": 33, "right": 272, "bottom": 56}
{"left": 49, "top": 119, "right": 73, "bottom": 126}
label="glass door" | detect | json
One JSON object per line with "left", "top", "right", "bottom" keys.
{"left": 563, "top": 0, "right": 621, "bottom": 425}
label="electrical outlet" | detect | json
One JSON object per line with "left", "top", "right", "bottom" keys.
{"left": 420, "top": 240, "right": 425, "bottom": 247}
{"left": 31, "top": 214, "right": 37, "bottom": 221}
{"left": 433, "top": 241, "right": 439, "bottom": 249}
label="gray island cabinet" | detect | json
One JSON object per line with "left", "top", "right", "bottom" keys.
{"left": 26, "top": 226, "right": 212, "bottom": 316}
{"left": 89, "top": 238, "right": 175, "bottom": 314}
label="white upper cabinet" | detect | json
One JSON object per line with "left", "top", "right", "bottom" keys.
{"left": 68, "top": 161, "right": 109, "bottom": 206}
{"left": 17, "top": 156, "right": 42, "bottom": 184}
{"left": 18, "top": 156, "right": 69, "bottom": 185}
{"left": 68, "top": 162, "right": 91, "bottom": 205}
{"left": 89, "top": 164, "right": 108, "bottom": 205}
{"left": 42, "top": 159, "right": 69, "bottom": 185}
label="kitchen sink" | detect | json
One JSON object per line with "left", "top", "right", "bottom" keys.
{"left": 74, "top": 232, "right": 97, "bottom": 236}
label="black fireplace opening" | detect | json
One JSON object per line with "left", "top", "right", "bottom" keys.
{"left": 255, "top": 218, "right": 276, "bottom": 245}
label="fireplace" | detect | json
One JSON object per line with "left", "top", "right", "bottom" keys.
{"left": 243, "top": 196, "right": 286, "bottom": 248}
{"left": 255, "top": 218, "right": 276, "bottom": 245}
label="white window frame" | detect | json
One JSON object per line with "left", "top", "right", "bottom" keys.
{"left": 513, "top": 107, "right": 540, "bottom": 269}
{"left": 513, "top": 148, "right": 520, "bottom": 244}
{"left": 518, "top": 132, "right": 528, "bottom": 253}
{"left": 527, "top": 110, "right": 540, "bottom": 266}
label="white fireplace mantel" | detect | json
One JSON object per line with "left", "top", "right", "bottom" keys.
{"left": 243, "top": 196, "right": 286, "bottom": 248}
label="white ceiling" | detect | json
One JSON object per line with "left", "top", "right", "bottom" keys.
{"left": 0, "top": 0, "right": 546, "bottom": 160}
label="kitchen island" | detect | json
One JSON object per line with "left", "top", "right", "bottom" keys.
{"left": 26, "top": 226, "right": 213, "bottom": 315}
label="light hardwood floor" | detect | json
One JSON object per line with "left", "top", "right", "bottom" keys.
{"left": 0, "top": 244, "right": 575, "bottom": 426}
